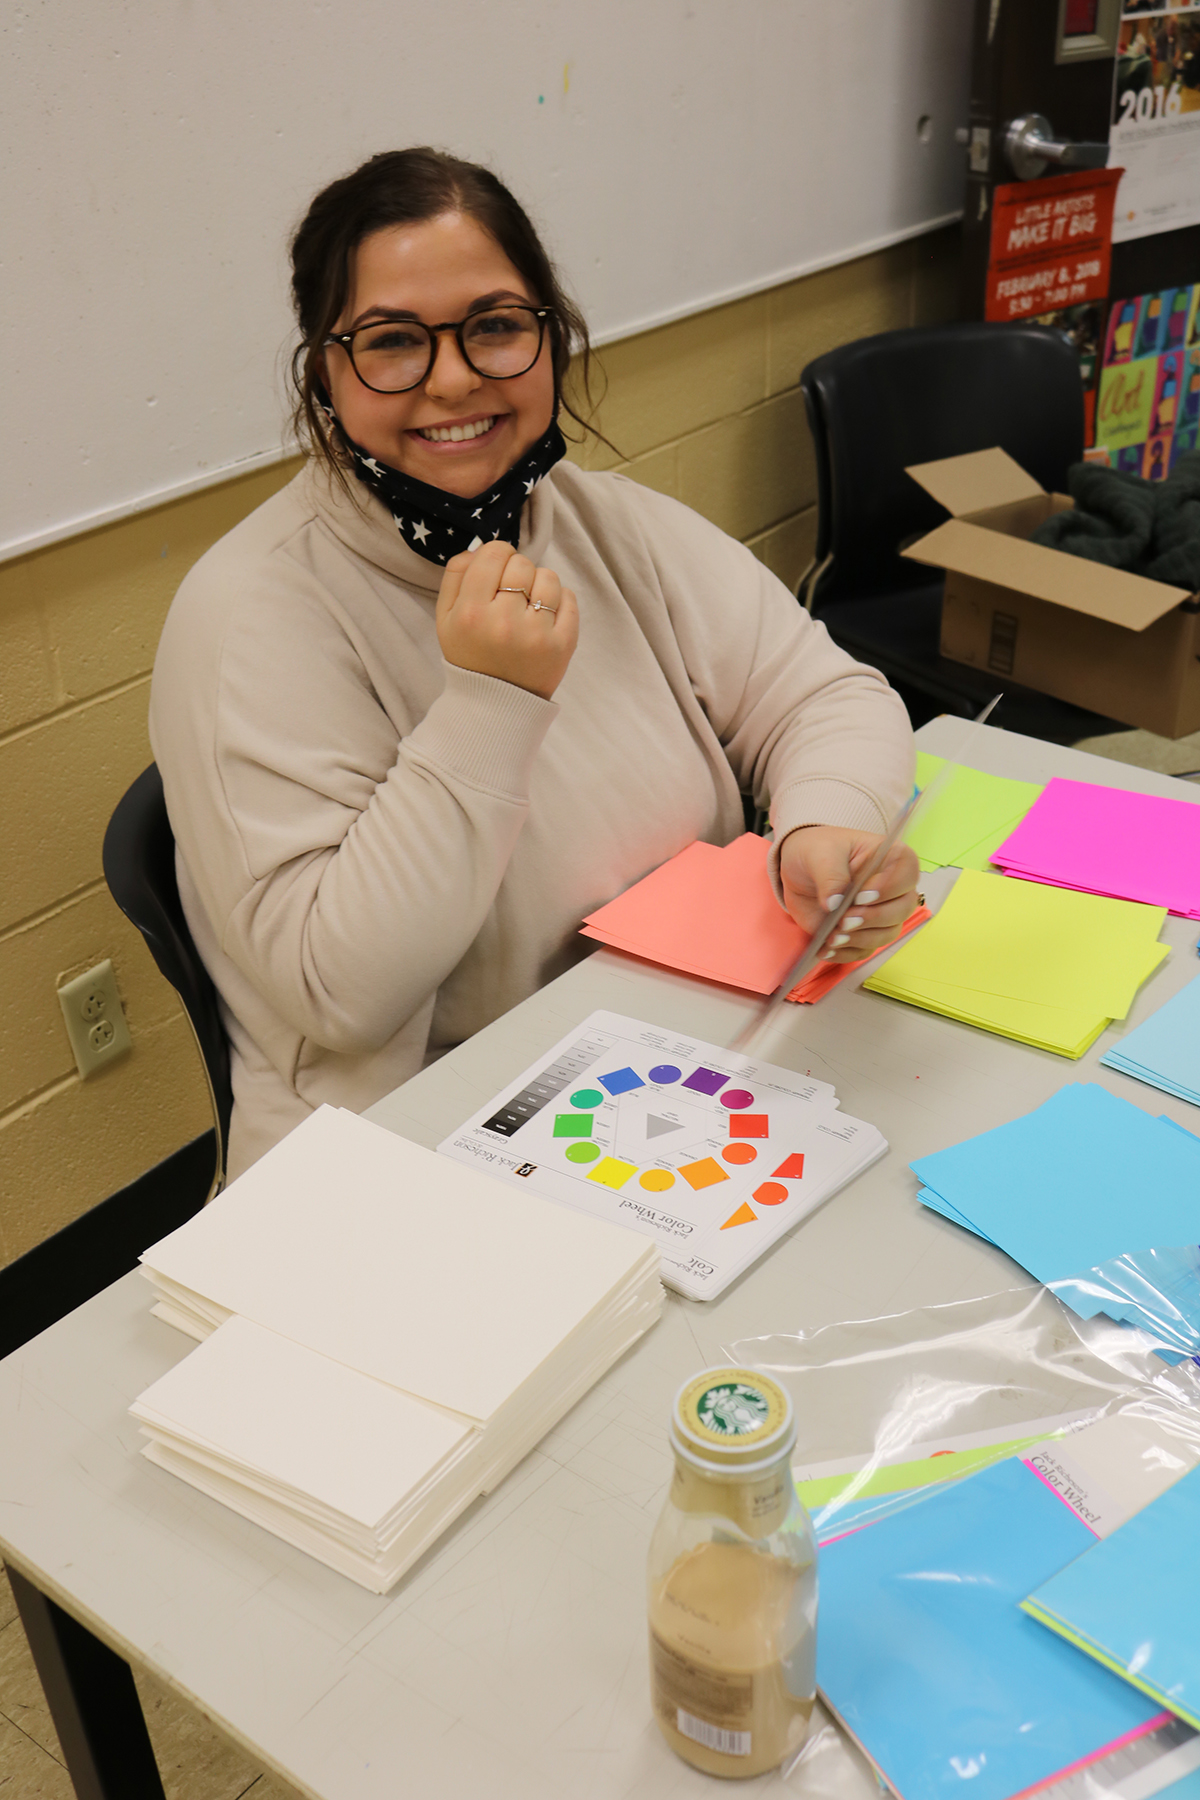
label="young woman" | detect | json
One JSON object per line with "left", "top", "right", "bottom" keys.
{"left": 150, "top": 148, "right": 917, "bottom": 1180}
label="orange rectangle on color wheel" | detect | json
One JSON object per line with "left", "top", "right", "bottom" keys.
{"left": 679, "top": 1157, "right": 729, "bottom": 1190}
{"left": 729, "top": 1114, "right": 770, "bottom": 1139}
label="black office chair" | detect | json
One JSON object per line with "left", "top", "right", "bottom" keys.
{"left": 799, "top": 320, "right": 1121, "bottom": 742}
{"left": 102, "top": 763, "right": 232, "bottom": 1197}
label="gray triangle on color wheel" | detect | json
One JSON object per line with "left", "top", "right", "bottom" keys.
{"left": 646, "top": 1115, "right": 683, "bottom": 1138}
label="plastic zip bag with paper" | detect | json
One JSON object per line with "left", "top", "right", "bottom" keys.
{"left": 724, "top": 1286, "right": 1200, "bottom": 1800}
{"left": 1051, "top": 1244, "right": 1200, "bottom": 1364}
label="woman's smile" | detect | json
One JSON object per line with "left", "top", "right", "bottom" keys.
{"left": 411, "top": 412, "right": 506, "bottom": 450}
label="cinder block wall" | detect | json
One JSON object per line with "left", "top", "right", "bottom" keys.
{"left": 0, "top": 226, "right": 958, "bottom": 1267}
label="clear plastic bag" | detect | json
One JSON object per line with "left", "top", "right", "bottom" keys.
{"left": 1051, "top": 1244, "right": 1200, "bottom": 1362}
{"left": 722, "top": 1285, "right": 1200, "bottom": 1799}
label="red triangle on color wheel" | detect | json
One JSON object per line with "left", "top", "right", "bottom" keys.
{"left": 720, "top": 1201, "right": 758, "bottom": 1229}
{"left": 772, "top": 1153, "right": 805, "bottom": 1178}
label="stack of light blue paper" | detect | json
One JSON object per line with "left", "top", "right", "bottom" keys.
{"left": 911, "top": 1085, "right": 1200, "bottom": 1357}
{"left": 1022, "top": 1462, "right": 1200, "bottom": 1733}
{"left": 818, "top": 1455, "right": 1161, "bottom": 1800}
{"left": 1102, "top": 973, "right": 1200, "bottom": 1108}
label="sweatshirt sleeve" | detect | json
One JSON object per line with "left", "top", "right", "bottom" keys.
{"left": 153, "top": 563, "right": 557, "bottom": 1057}
{"left": 615, "top": 477, "right": 915, "bottom": 842}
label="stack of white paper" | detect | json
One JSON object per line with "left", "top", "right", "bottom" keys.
{"left": 133, "top": 1106, "right": 662, "bottom": 1591}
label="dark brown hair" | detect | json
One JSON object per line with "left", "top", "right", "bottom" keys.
{"left": 289, "top": 147, "right": 609, "bottom": 471}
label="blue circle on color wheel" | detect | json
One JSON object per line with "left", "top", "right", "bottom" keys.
{"left": 649, "top": 1064, "right": 681, "bottom": 1084}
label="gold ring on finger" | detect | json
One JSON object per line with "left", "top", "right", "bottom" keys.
{"left": 529, "top": 601, "right": 557, "bottom": 614}
{"left": 497, "top": 585, "right": 531, "bottom": 601}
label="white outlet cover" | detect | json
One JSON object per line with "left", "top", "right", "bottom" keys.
{"left": 57, "top": 959, "right": 132, "bottom": 1079}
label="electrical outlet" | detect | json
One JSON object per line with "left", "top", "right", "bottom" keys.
{"left": 57, "top": 959, "right": 132, "bottom": 1079}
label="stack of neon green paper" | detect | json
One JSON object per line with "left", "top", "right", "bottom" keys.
{"left": 863, "top": 868, "right": 1168, "bottom": 1058}
{"left": 909, "top": 752, "right": 1043, "bottom": 874}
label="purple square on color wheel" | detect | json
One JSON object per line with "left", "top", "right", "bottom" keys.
{"left": 682, "top": 1067, "right": 727, "bottom": 1096}
{"left": 598, "top": 1066, "right": 645, "bottom": 1096}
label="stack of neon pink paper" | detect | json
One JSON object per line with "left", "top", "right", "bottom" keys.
{"left": 992, "top": 779, "right": 1200, "bottom": 919}
{"left": 579, "top": 834, "right": 929, "bottom": 1002}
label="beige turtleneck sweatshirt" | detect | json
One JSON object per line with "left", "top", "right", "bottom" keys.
{"left": 150, "top": 456, "right": 913, "bottom": 1178}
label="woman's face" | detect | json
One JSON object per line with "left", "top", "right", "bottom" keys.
{"left": 322, "top": 212, "right": 556, "bottom": 498}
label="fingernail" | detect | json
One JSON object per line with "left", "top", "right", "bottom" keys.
{"left": 832, "top": 933, "right": 850, "bottom": 947}
{"left": 823, "top": 950, "right": 837, "bottom": 961}
{"left": 857, "top": 890, "right": 880, "bottom": 904}
{"left": 843, "top": 915, "right": 864, "bottom": 931}
{"left": 825, "top": 894, "right": 845, "bottom": 912}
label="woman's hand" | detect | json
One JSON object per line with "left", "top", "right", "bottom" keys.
{"left": 780, "top": 826, "right": 921, "bottom": 963}
{"left": 436, "top": 540, "right": 579, "bottom": 700}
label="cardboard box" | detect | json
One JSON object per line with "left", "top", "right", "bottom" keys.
{"left": 902, "top": 448, "right": 1200, "bottom": 738}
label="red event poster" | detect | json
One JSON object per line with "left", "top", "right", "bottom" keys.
{"left": 985, "top": 168, "right": 1122, "bottom": 323}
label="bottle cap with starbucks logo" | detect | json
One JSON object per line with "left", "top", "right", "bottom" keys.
{"left": 670, "top": 1366, "right": 795, "bottom": 1472}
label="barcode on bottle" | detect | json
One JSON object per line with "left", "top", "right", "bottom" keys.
{"left": 676, "top": 1708, "right": 751, "bottom": 1757}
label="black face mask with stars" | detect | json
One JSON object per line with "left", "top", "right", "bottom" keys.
{"left": 328, "top": 404, "right": 567, "bottom": 566}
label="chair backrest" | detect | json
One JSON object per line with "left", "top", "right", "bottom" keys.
{"left": 801, "top": 321, "right": 1086, "bottom": 604}
{"left": 102, "top": 763, "right": 231, "bottom": 1192}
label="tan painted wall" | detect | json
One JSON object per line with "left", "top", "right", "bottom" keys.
{"left": 0, "top": 226, "right": 959, "bottom": 1268}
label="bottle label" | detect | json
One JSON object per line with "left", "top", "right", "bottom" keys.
{"left": 695, "top": 1381, "right": 771, "bottom": 1436}
{"left": 676, "top": 1709, "right": 751, "bottom": 1758}
{"left": 674, "top": 1368, "right": 791, "bottom": 1459}
{"left": 651, "top": 1628, "right": 754, "bottom": 1743}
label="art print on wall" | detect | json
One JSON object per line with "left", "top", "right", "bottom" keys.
{"left": 1093, "top": 283, "right": 1200, "bottom": 474}
{"left": 1110, "top": 4, "right": 1200, "bottom": 241}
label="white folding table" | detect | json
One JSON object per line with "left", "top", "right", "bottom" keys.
{"left": 3, "top": 721, "right": 1199, "bottom": 1800}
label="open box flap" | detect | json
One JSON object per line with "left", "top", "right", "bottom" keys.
{"left": 903, "top": 518, "right": 1190, "bottom": 631}
{"left": 906, "top": 447, "right": 1046, "bottom": 517}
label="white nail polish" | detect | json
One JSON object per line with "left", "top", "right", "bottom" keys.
{"left": 857, "top": 890, "right": 880, "bottom": 904}
{"left": 843, "top": 916, "right": 864, "bottom": 931}
{"left": 832, "top": 933, "right": 850, "bottom": 947}
{"left": 823, "top": 950, "right": 837, "bottom": 961}
{"left": 825, "top": 894, "right": 845, "bottom": 912}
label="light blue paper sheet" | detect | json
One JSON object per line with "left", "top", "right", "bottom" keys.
{"left": 1022, "top": 1463, "right": 1200, "bottom": 1732}
{"left": 1103, "top": 974, "right": 1200, "bottom": 1109}
{"left": 818, "top": 1456, "right": 1159, "bottom": 1800}
{"left": 911, "top": 1085, "right": 1200, "bottom": 1282}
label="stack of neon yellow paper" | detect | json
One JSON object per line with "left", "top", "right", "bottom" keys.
{"left": 909, "top": 752, "right": 1043, "bottom": 874}
{"left": 863, "top": 868, "right": 1168, "bottom": 1058}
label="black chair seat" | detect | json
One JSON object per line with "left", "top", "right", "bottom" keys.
{"left": 103, "top": 764, "right": 231, "bottom": 1194}
{"left": 818, "top": 584, "right": 1120, "bottom": 744}
{"left": 799, "top": 321, "right": 1124, "bottom": 744}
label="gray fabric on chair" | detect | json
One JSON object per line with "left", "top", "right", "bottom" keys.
{"left": 1031, "top": 463, "right": 1156, "bottom": 569}
{"left": 1032, "top": 451, "right": 1200, "bottom": 590}
{"left": 1145, "top": 451, "right": 1200, "bottom": 589}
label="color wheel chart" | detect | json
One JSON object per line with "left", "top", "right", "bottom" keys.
{"left": 439, "top": 1011, "right": 887, "bottom": 1300}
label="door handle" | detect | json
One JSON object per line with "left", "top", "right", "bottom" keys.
{"left": 1003, "top": 113, "right": 1109, "bottom": 181}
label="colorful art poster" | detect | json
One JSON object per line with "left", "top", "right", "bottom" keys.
{"left": 985, "top": 170, "right": 1120, "bottom": 323}
{"left": 1094, "top": 283, "right": 1200, "bottom": 474}
{"left": 1110, "top": 7, "right": 1200, "bottom": 242}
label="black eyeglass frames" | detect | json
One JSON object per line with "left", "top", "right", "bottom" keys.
{"left": 323, "top": 305, "right": 552, "bottom": 395}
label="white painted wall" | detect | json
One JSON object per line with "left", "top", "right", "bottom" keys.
{"left": 3, "top": 0, "right": 971, "bottom": 557}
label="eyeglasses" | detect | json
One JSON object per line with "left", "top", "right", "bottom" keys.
{"left": 323, "top": 304, "right": 552, "bottom": 395}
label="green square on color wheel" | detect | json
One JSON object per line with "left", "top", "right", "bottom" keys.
{"left": 553, "top": 1112, "right": 595, "bottom": 1137}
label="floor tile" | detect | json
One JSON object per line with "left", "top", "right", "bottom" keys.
{"left": 0, "top": 1615, "right": 62, "bottom": 1761}
{"left": 133, "top": 1666, "right": 268, "bottom": 1800}
{"left": 0, "top": 1712, "right": 72, "bottom": 1799}
{"left": 0, "top": 1570, "right": 15, "bottom": 1633}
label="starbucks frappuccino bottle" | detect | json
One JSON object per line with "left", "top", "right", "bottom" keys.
{"left": 647, "top": 1367, "right": 817, "bottom": 1779}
